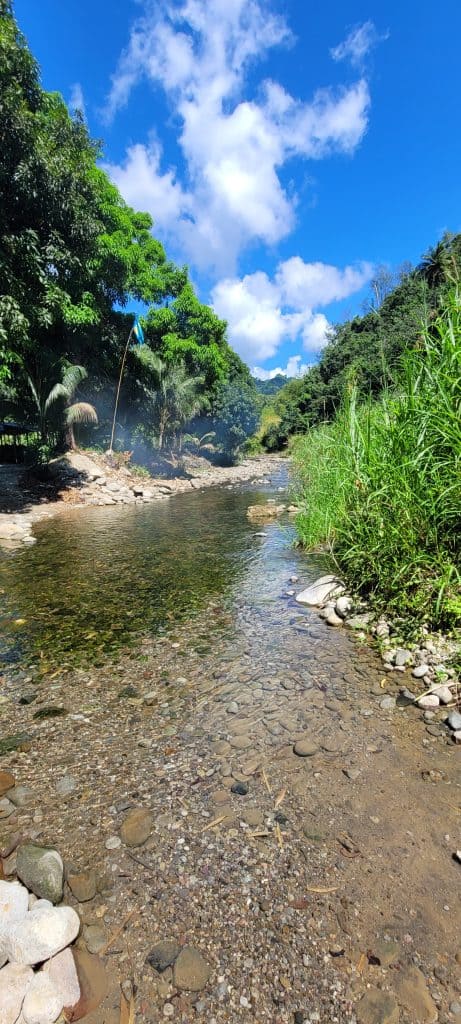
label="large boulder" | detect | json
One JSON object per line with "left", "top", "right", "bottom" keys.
{"left": 295, "top": 574, "right": 345, "bottom": 607}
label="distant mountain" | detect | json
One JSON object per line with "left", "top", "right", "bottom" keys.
{"left": 253, "top": 374, "right": 292, "bottom": 397}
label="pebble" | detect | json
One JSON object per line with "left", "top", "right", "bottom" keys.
{"left": 0, "top": 962, "right": 34, "bottom": 1024}
{"left": 8, "top": 785, "right": 33, "bottom": 808}
{"left": 413, "top": 664, "right": 430, "bottom": 678}
{"left": 120, "top": 807, "right": 153, "bottom": 847}
{"left": 229, "top": 735, "right": 252, "bottom": 750}
{"left": 231, "top": 782, "right": 248, "bottom": 796}
{"left": 22, "top": 972, "right": 63, "bottom": 1024}
{"left": 380, "top": 696, "right": 396, "bottom": 711}
{"left": 0, "top": 770, "right": 15, "bottom": 796}
{"left": 83, "top": 923, "right": 106, "bottom": 954}
{"left": 163, "top": 1004, "right": 175, "bottom": 1018}
{"left": 293, "top": 738, "right": 318, "bottom": 757}
{"left": 16, "top": 845, "right": 64, "bottom": 904}
{"left": 326, "top": 611, "right": 343, "bottom": 627}
{"left": 343, "top": 768, "right": 360, "bottom": 781}
{"left": 447, "top": 711, "right": 461, "bottom": 731}
{"left": 147, "top": 939, "right": 181, "bottom": 973}
{"left": 450, "top": 1002, "right": 461, "bottom": 1016}
{"left": 9, "top": 904, "right": 80, "bottom": 965}
{"left": 55, "top": 776, "right": 77, "bottom": 798}
{"left": 418, "top": 695, "right": 440, "bottom": 709}
{"left": 105, "top": 836, "right": 121, "bottom": 850}
{"left": 395, "top": 648, "right": 412, "bottom": 666}
{"left": 226, "top": 702, "right": 239, "bottom": 714}
{"left": 452, "top": 730, "right": 461, "bottom": 744}
{"left": 357, "top": 989, "right": 399, "bottom": 1024}
{"left": 173, "top": 947, "right": 212, "bottom": 991}
{"left": 335, "top": 595, "right": 352, "bottom": 618}
{"left": 0, "top": 798, "right": 16, "bottom": 819}
{"left": 67, "top": 870, "right": 97, "bottom": 903}
{"left": 430, "top": 684, "right": 453, "bottom": 704}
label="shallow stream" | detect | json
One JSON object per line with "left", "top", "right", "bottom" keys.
{"left": 0, "top": 465, "right": 328, "bottom": 670}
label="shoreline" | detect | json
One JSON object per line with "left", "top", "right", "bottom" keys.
{"left": 0, "top": 452, "right": 288, "bottom": 550}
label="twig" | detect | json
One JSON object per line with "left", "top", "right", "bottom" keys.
{"left": 100, "top": 908, "right": 138, "bottom": 956}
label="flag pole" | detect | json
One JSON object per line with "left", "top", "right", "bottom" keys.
{"left": 108, "top": 327, "right": 134, "bottom": 454}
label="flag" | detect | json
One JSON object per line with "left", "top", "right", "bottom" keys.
{"left": 133, "top": 315, "right": 144, "bottom": 345}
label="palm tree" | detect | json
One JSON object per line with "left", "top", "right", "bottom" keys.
{"left": 135, "top": 347, "right": 205, "bottom": 450}
{"left": 27, "top": 362, "right": 98, "bottom": 449}
{"left": 417, "top": 233, "right": 458, "bottom": 290}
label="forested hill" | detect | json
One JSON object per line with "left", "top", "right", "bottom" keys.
{"left": 262, "top": 233, "right": 461, "bottom": 450}
{"left": 0, "top": 1, "right": 259, "bottom": 462}
{"left": 253, "top": 374, "right": 292, "bottom": 397}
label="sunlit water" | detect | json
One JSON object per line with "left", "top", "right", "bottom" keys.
{"left": 0, "top": 466, "right": 329, "bottom": 671}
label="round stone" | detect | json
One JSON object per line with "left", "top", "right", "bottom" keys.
{"left": 293, "top": 739, "right": 318, "bottom": 757}
{"left": 120, "top": 808, "right": 153, "bottom": 847}
{"left": 173, "top": 946, "right": 212, "bottom": 991}
{"left": 16, "top": 844, "right": 64, "bottom": 904}
{"left": 22, "top": 972, "right": 63, "bottom": 1024}
{"left": 147, "top": 939, "right": 181, "bottom": 973}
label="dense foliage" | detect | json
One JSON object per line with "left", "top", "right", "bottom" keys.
{"left": 0, "top": 1, "right": 258, "bottom": 462}
{"left": 261, "top": 233, "right": 461, "bottom": 450}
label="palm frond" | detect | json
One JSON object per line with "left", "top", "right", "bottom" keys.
{"left": 60, "top": 364, "right": 88, "bottom": 398}
{"left": 26, "top": 375, "right": 41, "bottom": 412}
{"left": 66, "top": 402, "right": 98, "bottom": 425}
{"left": 44, "top": 382, "right": 68, "bottom": 412}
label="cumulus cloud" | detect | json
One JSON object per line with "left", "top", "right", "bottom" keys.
{"left": 69, "top": 83, "right": 86, "bottom": 118}
{"left": 211, "top": 257, "right": 372, "bottom": 366}
{"left": 253, "top": 356, "right": 311, "bottom": 380}
{"left": 104, "top": 0, "right": 371, "bottom": 272}
{"left": 330, "top": 21, "right": 389, "bottom": 68}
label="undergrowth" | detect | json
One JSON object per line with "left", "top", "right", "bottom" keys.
{"left": 293, "top": 290, "right": 461, "bottom": 630}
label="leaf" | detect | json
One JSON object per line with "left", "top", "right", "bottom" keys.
{"left": 274, "top": 788, "right": 286, "bottom": 809}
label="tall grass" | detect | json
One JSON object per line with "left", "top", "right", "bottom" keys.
{"left": 293, "top": 291, "right": 461, "bottom": 628}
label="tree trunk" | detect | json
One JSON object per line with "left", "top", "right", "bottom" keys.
{"left": 66, "top": 423, "right": 76, "bottom": 450}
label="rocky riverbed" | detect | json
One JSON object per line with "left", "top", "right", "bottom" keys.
{"left": 0, "top": 577, "right": 460, "bottom": 1023}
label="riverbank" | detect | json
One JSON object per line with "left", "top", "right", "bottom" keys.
{"left": 0, "top": 452, "right": 286, "bottom": 550}
{"left": 0, "top": 475, "right": 460, "bottom": 1022}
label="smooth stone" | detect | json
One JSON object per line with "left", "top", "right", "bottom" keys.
{"left": 67, "top": 871, "right": 97, "bottom": 903}
{"left": 0, "top": 879, "right": 29, "bottom": 935}
{"left": 9, "top": 904, "right": 80, "bottom": 965}
{"left": 0, "top": 798, "right": 16, "bottom": 819}
{"left": 226, "top": 702, "right": 239, "bottom": 714}
{"left": 43, "top": 949, "right": 80, "bottom": 1012}
{"left": 296, "top": 575, "right": 344, "bottom": 607}
{"left": 229, "top": 735, "right": 252, "bottom": 750}
{"left": 105, "top": 836, "right": 121, "bottom": 850}
{"left": 55, "top": 776, "right": 77, "bottom": 798}
{"left": 241, "top": 808, "right": 264, "bottom": 826}
{"left": 22, "top": 973, "right": 63, "bottom": 1024}
{"left": 0, "top": 771, "right": 15, "bottom": 796}
{"left": 394, "top": 648, "right": 412, "bottom": 667}
{"left": 83, "top": 924, "right": 106, "bottom": 955}
{"left": 120, "top": 808, "right": 153, "bottom": 847}
{"left": 429, "top": 684, "right": 453, "bottom": 704}
{"left": 8, "top": 786, "right": 33, "bottom": 808}
{"left": 357, "top": 989, "right": 399, "bottom": 1024}
{"left": 452, "top": 730, "right": 461, "bottom": 744}
{"left": 293, "top": 739, "right": 318, "bottom": 757}
{"left": 343, "top": 768, "right": 360, "bottom": 781}
{"left": 417, "top": 695, "right": 440, "bottom": 709}
{"left": 413, "top": 664, "right": 430, "bottom": 678}
{"left": 380, "top": 696, "right": 396, "bottom": 711}
{"left": 447, "top": 711, "right": 461, "bottom": 731}
{"left": 393, "top": 966, "right": 437, "bottom": 1022}
{"left": 173, "top": 947, "right": 212, "bottom": 992}
{"left": 16, "top": 845, "right": 64, "bottom": 904}
{"left": 147, "top": 939, "right": 181, "bottom": 973}
{"left": 68, "top": 949, "right": 107, "bottom": 1020}
{"left": 326, "top": 611, "right": 343, "bottom": 627}
{"left": 231, "top": 782, "right": 248, "bottom": 796}
{"left": 0, "top": 962, "right": 34, "bottom": 1024}
{"left": 335, "top": 595, "right": 353, "bottom": 618}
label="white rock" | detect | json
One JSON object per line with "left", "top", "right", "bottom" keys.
{"left": 0, "top": 879, "right": 29, "bottom": 929}
{"left": 43, "top": 948, "right": 80, "bottom": 1010}
{"left": 452, "top": 730, "right": 461, "bottom": 744}
{"left": 429, "top": 684, "right": 453, "bottom": 705}
{"left": 335, "top": 595, "right": 353, "bottom": 618}
{"left": 413, "top": 664, "right": 430, "bottom": 678}
{"left": 9, "top": 904, "right": 80, "bottom": 965}
{"left": 22, "top": 973, "right": 63, "bottom": 1024}
{"left": 417, "top": 694, "right": 440, "bottom": 709}
{"left": 296, "top": 575, "right": 345, "bottom": 607}
{"left": 0, "top": 962, "right": 34, "bottom": 1024}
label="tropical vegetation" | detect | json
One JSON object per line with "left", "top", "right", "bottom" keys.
{"left": 0, "top": 0, "right": 259, "bottom": 464}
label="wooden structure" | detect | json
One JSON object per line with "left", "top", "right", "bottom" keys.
{"left": 0, "top": 422, "right": 39, "bottom": 463}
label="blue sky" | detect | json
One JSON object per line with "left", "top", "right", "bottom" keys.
{"left": 15, "top": 0, "right": 461, "bottom": 377}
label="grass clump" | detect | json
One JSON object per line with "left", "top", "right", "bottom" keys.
{"left": 293, "top": 291, "right": 461, "bottom": 629}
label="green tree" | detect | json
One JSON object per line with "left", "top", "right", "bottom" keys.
{"left": 213, "top": 380, "right": 260, "bottom": 462}
{"left": 26, "top": 361, "right": 97, "bottom": 447}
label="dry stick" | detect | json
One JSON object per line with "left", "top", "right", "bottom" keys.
{"left": 100, "top": 907, "right": 138, "bottom": 957}
{"left": 262, "top": 767, "right": 272, "bottom": 796}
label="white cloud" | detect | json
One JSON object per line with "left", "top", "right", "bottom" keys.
{"left": 69, "top": 83, "right": 86, "bottom": 118}
{"left": 104, "top": 0, "right": 372, "bottom": 273}
{"left": 253, "top": 356, "right": 310, "bottom": 380}
{"left": 330, "top": 21, "right": 388, "bottom": 68}
{"left": 211, "top": 257, "right": 372, "bottom": 365}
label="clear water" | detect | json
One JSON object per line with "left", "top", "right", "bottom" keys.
{"left": 0, "top": 466, "right": 328, "bottom": 671}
